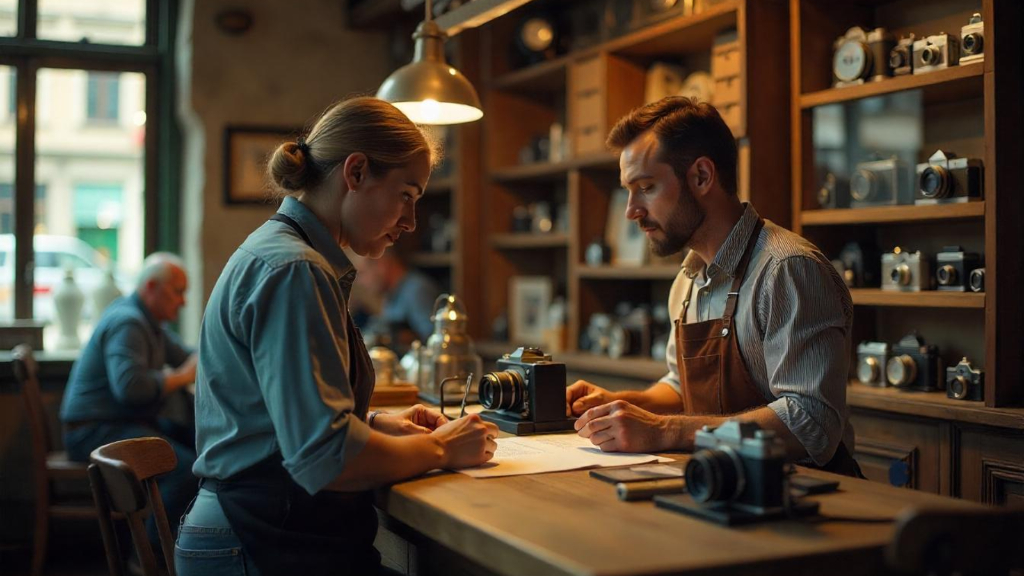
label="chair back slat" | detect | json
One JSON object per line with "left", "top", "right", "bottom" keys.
{"left": 12, "top": 345, "right": 54, "bottom": 463}
{"left": 88, "top": 464, "right": 126, "bottom": 576}
{"left": 148, "top": 480, "right": 176, "bottom": 576}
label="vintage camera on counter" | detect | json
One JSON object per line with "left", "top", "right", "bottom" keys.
{"left": 969, "top": 267, "right": 985, "bottom": 293}
{"left": 886, "top": 333, "right": 943, "bottom": 391}
{"left": 882, "top": 248, "right": 931, "bottom": 292}
{"left": 856, "top": 341, "right": 891, "bottom": 387}
{"left": 960, "top": 13, "right": 985, "bottom": 65}
{"left": 946, "top": 357, "right": 984, "bottom": 401}
{"left": 915, "top": 150, "right": 983, "bottom": 204}
{"left": 889, "top": 34, "right": 916, "bottom": 76}
{"left": 913, "top": 33, "right": 960, "bottom": 74}
{"left": 935, "top": 246, "right": 982, "bottom": 292}
{"left": 832, "top": 26, "right": 895, "bottom": 87}
{"left": 832, "top": 242, "right": 881, "bottom": 288}
{"left": 655, "top": 421, "right": 819, "bottom": 525}
{"left": 478, "top": 347, "right": 574, "bottom": 435}
{"left": 850, "top": 156, "right": 910, "bottom": 207}
{"left": 816, "top": 172, "right": 848, "bottom": 209}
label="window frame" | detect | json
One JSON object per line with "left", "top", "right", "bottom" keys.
{"left": 0, "top": 0, "right": 172, "bottom": 320}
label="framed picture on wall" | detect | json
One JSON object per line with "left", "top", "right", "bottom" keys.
{"left": 509, "top": 276, "right": 553, "bottom": 346}
{"left": 223, "top": 125, "right": 297, "bottom": 205}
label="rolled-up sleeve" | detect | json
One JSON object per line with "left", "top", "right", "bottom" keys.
{"left": 247, "top": 262, "right": 371, "bottom": 494}
{"left": 105, "top": 322, "right": 165, "bottom": 406}
{"left": 759, "top": 256, "right": 852, "bottom": 466}
{"left": 163, "top": 328, "right": 194, "bottom": 368}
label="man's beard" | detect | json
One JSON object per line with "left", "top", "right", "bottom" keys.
{"left": 640, "top": 179, "right": 705, "bottom": 257}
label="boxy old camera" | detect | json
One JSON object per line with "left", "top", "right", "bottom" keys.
{"left": 882, "top": 248, "right": 930, "bottom": 292}
{"left": 946, "top": 357, "right": 984, "bottom": 401}
{"left": 478, "top": 347, "right": 575, "bottom": 435}
{"left": 915, "top": 150, "right": 983, "bottom": 204}
{"left": 857, "top": 341, "right": 891, "bottom": 387}
{"left": 886, "top": 333, "right": 943, "bottom": 391}
{"left": 960, "top": 13, "right": 985, "bottom": 65}
{"left": 913, "top": 33, "right": 960, "bottom": 74}
{"left": 890, "top": 34, "right": 916, "bottom": 76}
{"left": 832, "top": 26, "right": 894, "bottom": 87}
{"left": 850, "top": 156, "right": 910, "bottom": 207}
{"left": 935, "top": 246, "right": 982, "bottom": 292}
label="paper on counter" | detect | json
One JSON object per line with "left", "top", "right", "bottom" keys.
{"left": 456, "top": 433, "right": 674, "bottom": 479}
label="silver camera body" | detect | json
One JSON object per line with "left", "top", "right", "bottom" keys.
{"left": 913, "top": 33, "right": 960, "bottom": 74}
{"left": 857, "top": 341, "right": 891, "bottom": 387}
{"left": 960, "top": 13, "right": 985, "bottom": 65}
{"left": 850, "top": 157, "right": 910, "bottom": 207}
{"left": 882, "top": 250, "right": 931, "bottom": 292}
{"left": 915, "top": 150, "right": 983, "bottom": 204}
{"left": 889, "top": 34, "right": 916, "bottom": 76}
{"left": 832, "top": 26, "right": 894, "bottom": 87}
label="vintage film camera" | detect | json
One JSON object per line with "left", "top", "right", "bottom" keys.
{"left": 478, "top": 347, "right": 574, "bottom": 435}
{"left": 889, "top": 34, "right": 916, "bottom": 76}
{"left": 969, "top": 267, "right": 985, "bottom": 293}
{"left": 816, "top": 172, "right": 849, "bottom": 209}
{"left": 832, "top": 26, "right": 895, "bottom": 87}
{"left": 608, "top": 303, "right": 654, "bottom": 359}
{"left": 886, "top": 333, "right": 943, "bottom": 391}
{"left": 935, "top": 246, "right": 982, "bottom": 292}
{"left": 654, "top": 421, "right": 819, "bottom": 525}
{"left": 946, "top": 357, "right": 984, "bottom": 401}
{"left": 913, "top": 33, "right": 960, "bottom": 74}
{"left": 832, "top": 242, "right": 881, "bottom": 288}
{"left": 857, "top": 341, "right": 891, "bottom": 387}
{"left": 915, "top": 150, "right": 983, "bottom": 204}
{"left": 882, "top": 248, "right": 931, "bottom": 292}
{"left": 960, "top": 13, "right": 985, "bottom": 65}
{"left": 850, "top": 156, "right": 911, "bottom": 207}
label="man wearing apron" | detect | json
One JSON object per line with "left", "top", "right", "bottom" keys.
{"left": 568, "top": 97, "right": 861, "bottom": 476}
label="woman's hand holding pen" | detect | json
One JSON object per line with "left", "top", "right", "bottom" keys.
{"left": 372, "top": 404, "right": 450, "bottom": 436}
{"left": 432, "top": 414, "right": 499, "bottom": 469}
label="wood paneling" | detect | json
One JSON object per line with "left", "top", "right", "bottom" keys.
{"left": 958, "top": 426, "right": 1024, "bottom": 504}
{"left": 850, "top": 410, "right": 949, "bottom": 494}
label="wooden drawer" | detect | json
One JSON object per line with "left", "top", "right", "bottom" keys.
{"left": 711, "top": 42, "right": 741, "bottom": 79}
{"left": 957, "top": 426, "right": 1024, "bottom": 506}
{"left": 849, "top": 409, "right": 949, "bottom": 495}
{"left": 712, "top": 75, "right": 742, "bottom": 106}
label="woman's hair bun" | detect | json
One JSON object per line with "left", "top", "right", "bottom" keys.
{"left": 268, "top": 141, "right": 314, "bottom": 192}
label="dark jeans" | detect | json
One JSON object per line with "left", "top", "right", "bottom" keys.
{"left": 64, "top": 418, "right": 198, "bottom": 546}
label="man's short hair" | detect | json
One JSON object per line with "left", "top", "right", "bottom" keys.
{"left": 606, "top": 97, "right": 738, "bottom": 195}
{"left": 136, "top": 252, "right": 185, "bottom": 291}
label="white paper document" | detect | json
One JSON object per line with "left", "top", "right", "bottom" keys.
{"left": 456, "top": 433, "right": 674, "bottom": 479}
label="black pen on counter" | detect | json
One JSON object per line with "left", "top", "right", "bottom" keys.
{"left": 616, "top": 478, "right": 686, "bottom": 501}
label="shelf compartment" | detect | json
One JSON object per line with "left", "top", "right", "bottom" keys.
{"left": 406, "top": 252, "right": 452, "bottom": 268}
{"left": 491, "top": 152, "right": 620, "bottom": 183}
{"left": 801, "top": 202, "right": 985, "bottom": 226}
{"left": 576, "top": 265, "right": 681, "bottom": 280}
{"left": 490, "top": 233, "right": 569, "bottom": 249}
{"left": 799, "top": 64, "right": 984, "bottom": 109}
{"left": 491, "top": 58, "right": 567, "bottom": 95}
{"left": 849, "top": 289, "right": 985, "bottom": 309}
{"left": 477, "top": 341, "right": 666, "bottom": 382}
{"left": 848, "top": 382, "right": 1024, "bottom": 431}
{"left": 606, "top": 0, "right": 740, "bottom": 58}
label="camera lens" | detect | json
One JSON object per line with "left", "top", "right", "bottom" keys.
{"left": 921, "top": 45, "right": 940, "bottom": 65}
{"left": 950, "top": 375, "right": 969, "bottom": 400}
{"left": 886, "top": 354, "right": 918, "bottom": 387}
{"left": 479, "top": 370, "right": 525, "bottom": 411}
{"left": 969, "top": 268, "right": 985, "bottom": 292}
{"left": 685, "top": 448, "right": 745, "bottom": 504}
{"left": 889, "top": 47, "right": 908, "bottom": 69}
{"left": 964, "top": 33, "right": 982, "bottom": 55}
{"left": 858, "top": 356, "right": 880, "bottom": 385}
{"left": 937, "top": 265, "right": 957, "bottom": 286}
{"left": 850, "top": 169, "right": 876, "bottom": 202}
{"left": 890, "top": 263, "right": 911, "bottom": 286}
{"left": 919, "top": 166, "right": 950, "bottom": 198}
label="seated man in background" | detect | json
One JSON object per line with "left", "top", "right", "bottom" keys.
{"left": 353, "top": 249, "right": 442, "bottom": 344}
{"left": 60, "top": 252, "right": 198, "bottom": 536}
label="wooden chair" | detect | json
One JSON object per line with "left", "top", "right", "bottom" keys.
{"left": 12, "top": 344, "right": 95, "bottom": 576}
{"left": 886, "top": 506, "right": 1024, "bottom": 576}
{"left": 89, "top": 437, "right": 177, "bottom": 576}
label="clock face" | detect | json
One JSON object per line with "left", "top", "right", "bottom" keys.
{"left": 834, "top": 40, "right": 870, "bottom": 82}
{"left": 520, "top": 17, "right": 554, "bottom": 53}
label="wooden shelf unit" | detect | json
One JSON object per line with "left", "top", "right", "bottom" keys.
{"left": 847, "top": 382, "right": 1024, "bottom": 431}
{"left": 490, "top": 233, "right": 569, "bottom": 249}
{"left": 791, "top": 0, "right": 1023, "bottom": 409}
{"left": 476, "top": 341, "right": 667, "bottom": 382}
{"left": 406, "top": 252, "right": 453, "bottom": 268}
{"left": 576, "top": 265, "right": 681, "bottom": 281}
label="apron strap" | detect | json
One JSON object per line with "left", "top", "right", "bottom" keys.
{"left": 722, "top": 219, "right": 765, "bottom": 325}
{"left": 270, "top": 213, "right": 313, "bottom": 247}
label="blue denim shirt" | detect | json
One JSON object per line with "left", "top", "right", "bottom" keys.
{"left": 192, "top": 196, "right": 371, "bottom": 495}
{"left": 59, "top": 294, "right": 194, "bottom": 422}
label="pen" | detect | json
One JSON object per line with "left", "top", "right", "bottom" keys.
{"left": 459, "top": 372, "right": 473, "bottom": 418}
{"left": 616, "top": 478, "right": 686, "bottom": 501}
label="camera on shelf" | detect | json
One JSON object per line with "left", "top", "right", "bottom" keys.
{"left": 889, "top": 34, "right": 916, "bottom": 76}
{"left": 969, "top": 267, "right": 985, "bottom": 293}
{"left": 478, "top": 347, "right": 574, "bottom": 435}
{"left": 915, "top": 150, "right": 983, "bottom": 204}
{"left": 882, "top": 248, "right": 930, "bottom": 292}
{"left": 946, "top": 357, "right": 984, "bottom": 401}
{"left": 960, "top": 13, "right": 985, "bottom": 65}
{"left": 816, "top": 172, "right": 848, "bottom": 209}
{"left": 608, "top": 303, "right": 653, "bottom": 359}
{"left": 935, "top": 246, "right": 982, "bottom": 292}
{"left": 857, "top": 341, "right": 891, "bottom": 387}
{"left": 886, "top": 333, "right": 943, "bottom": 391}
{"left": 832, "top": 242, "right": 881, "bottom": 288}
{"left": 913, "top": 33, "right": 960, "bottom": 74}
{"left": 850, "top": 156, "right": 910, "bottom": 207}
{"left": 832, "top": 26, "right": 895, "bottom": 87}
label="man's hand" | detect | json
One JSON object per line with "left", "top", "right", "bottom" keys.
{"left": 162, "top": 353, "right": 198, "bottom": 396}
{"left": 575, "top": 400, "right": 674, "bottom": 453}
{"left": 565, "top": 380, "right": 617, "bottom": 416}
{"left": 372, "top": 404, "right": 450, "bottom": 436}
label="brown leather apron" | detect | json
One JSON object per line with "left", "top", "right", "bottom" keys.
{"left": 674, "top": 218, "right": 862, "bottom": 477}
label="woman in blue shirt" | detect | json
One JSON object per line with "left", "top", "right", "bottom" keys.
{"left": 176, "top": 97, "right": 498, "bottom": 576}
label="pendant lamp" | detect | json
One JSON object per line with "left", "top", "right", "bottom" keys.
{"left": 376, "top": 0, "right": 483, "bottom": 125}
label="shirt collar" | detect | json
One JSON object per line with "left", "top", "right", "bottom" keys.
{"left": 681, "top": 203, "right": 760, "bottom": 280}
{"left": 278, "top": 196, "right": 357, "bottom": 288}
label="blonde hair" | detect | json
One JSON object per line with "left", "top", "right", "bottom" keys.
{"left": 268, "top": 97, "right": 441, "bottom": 194}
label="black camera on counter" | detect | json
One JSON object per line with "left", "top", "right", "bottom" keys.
{"left": 850, "top": 156, "right": 911, "bottom": 207}
{"left": 960, "top": 13, "right": 985, "bottom": 65}
{"left": 832, "top": 242, "right": 881, "bottom": 288}
{"left": 478, "top": 347, "right": 574, "bottom": 435}
{"left": 882, "top": 249, "right": 930, "bottom": 292}
{"left": 935, "top": 246, "right": 982, "bottom": 292}
{"left": 915, "top": 150, "right": 983, "bottom": 204}
{"left": 890, "top": 34, "right": 916, "bottom": 76}
{"left": 857, "top": 341, "right": 891, "bottom": 387}
{"left": 655, "top": 421, "right": 819, "bottom": 525}
{"left": 913, "top": 33, "right": 960, "bottom": 74}
{"left": 969, "top": 267, "right": 985, "bottom": 293}
{"left": 886, "top": 334, "right": 943, "bottom": 391}
{"left": 946, "top": 357, "right": 984, "bottom": 401}
{"left": 832, "top": 26, "right": 894, "bottom": 87}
